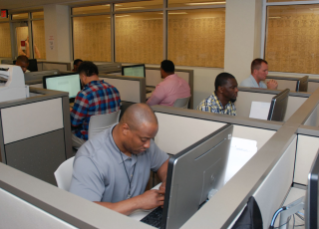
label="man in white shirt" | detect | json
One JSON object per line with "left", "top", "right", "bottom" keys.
{"left": 240, "top": 58, "right": 277, "bottom": 89}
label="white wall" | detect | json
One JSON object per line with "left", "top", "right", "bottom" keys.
{"left": 44, "top": 5, "right": 71, "bottom": 62}
{"left": 224, "top": 0, "right": 262, "bottom": 83}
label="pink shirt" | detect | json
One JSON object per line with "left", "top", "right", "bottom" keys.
{"left": 147, "top": 74, "right": 191, "bottom": 107}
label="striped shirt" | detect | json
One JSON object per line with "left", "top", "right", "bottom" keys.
{"left": 70, "top": 80, "right": 121, "bottom": 140}
{"left": 197, "top": 92, "right": 236, "bottom": 116}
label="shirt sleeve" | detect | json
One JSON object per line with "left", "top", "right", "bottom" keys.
{"left": 146, "top": 84, "right": 166, "bottom": 106}
{"left": 148, "top": 140, "right": 169, "bottom": 172}
{"left": 69, "top": 156, "right": 105, "bottom": 202}
{"left": 70, "top": 92, "right": 90, "bottom": 128}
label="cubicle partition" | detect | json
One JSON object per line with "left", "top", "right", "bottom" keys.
{"left": 236, "top": 87, "right": 310, "bottom": 121}
{"left": 0, "top": 59, "right": 72, "bottom": 72}
{"left": 268, "top": 75, "right": 319, "bottom": 93}
{"left": 0, "top": 87, "right": 72, "bottom": 185}
{"left": 145, "top": 67, "right": 194, "bottom": 109}
{"left": 96, "top": 62, "right": 122, "bottom": 74}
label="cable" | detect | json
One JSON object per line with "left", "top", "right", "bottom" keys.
{"left": 273, "top": 215, "right": 291, "bottom": 229}
{"left": 270, "top": 207, "right": 287, "bottom": 228}
{"left": 295, "top": 212, "right": 304, "bottom": 221}
{"left": 293, "top": 214, "right": 295, "bottom": 229}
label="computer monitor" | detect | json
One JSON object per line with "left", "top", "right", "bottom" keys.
{"left": 267, "top": 89, "right": 290, "bottom": 122}
{"left": 296, "top": 75, "right": 309, "bottom": 92}
{"left": 43, "top": 73, "right": 81, "bottom": 102}
{"left": 13, "top": 59, "right": 38, "bottom": 72}
{"left": 122, "top": 64, "right": 145, "bottom": 78}
{"left": 161, "top": 124, "right": 233, "bottom": 229}
{"left": 305, "top": 149, "right": 319, "bottom": 229}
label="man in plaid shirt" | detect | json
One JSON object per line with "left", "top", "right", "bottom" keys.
{"left": 197, "top": 72, "right": 238, "bottom": 116}
{"left": 70, "top": 61, "right": 121, "bottom": 148}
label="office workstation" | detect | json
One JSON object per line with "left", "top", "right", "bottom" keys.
{"left": 2, "top": 0, "right": 319, "bottom": 228}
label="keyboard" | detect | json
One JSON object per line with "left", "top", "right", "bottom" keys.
{"left": 140, "top": 206, "right": 163, "bottom": 228}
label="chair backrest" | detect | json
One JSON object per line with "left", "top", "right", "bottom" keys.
{"left": 54, "top": 157, "right": 75, "bottom": 191}
{"left": 173, "top": 97, "right": 190, "bottom": 109}
{"left": 88, "top": 110, "right": 121, "bottom": 139}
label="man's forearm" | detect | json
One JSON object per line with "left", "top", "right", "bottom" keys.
{"left": 94, "top": 196, "right": 141, "bottom": 215}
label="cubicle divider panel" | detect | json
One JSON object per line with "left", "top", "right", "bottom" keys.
{"left": 145, "top": 69, "right": 161, "bottom": 87}
{"left": 155, "top": 112, "right": 226, "bottom": 154}
{"left": 294, "top": 133, "right": 319, "bottom": 185}
{"left": 0, "top": 187, "right": 77, "bottom": 229}
{"left": 252, "top": 136, "right": 297, "bottom": 229}
{"left": 308, "top": 82, "right": 319, "bottom": 93}
{"left": 0, "top": 98, "right": 63, "bottom": 144}
{"left": 0, "top": 162, "right": 153, "bottom": 229}
{"left": 303, "top": 103, "right": 319, "bottom": 126}
{"left": 5, "top": 129, "right": 66, "bottom": 185}
{"left": 236, "top": 90, "right": 308, "bottom": 121}
{"left": 271, "top": 79, "right": 297, "bottom": 91}
{"left": 42, "top": 63, "right": 69, "bottom": 72}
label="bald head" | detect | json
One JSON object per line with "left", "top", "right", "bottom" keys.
{"left": 120, "top": 103, "right": 158, "bottom": 131}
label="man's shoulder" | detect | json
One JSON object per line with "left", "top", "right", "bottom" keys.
{"left": 240, "top": 77, "right": 253, "bottom": 87}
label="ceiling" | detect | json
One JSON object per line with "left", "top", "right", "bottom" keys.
{"left": 0, "top": 0, "right": 137, "bottom": 12}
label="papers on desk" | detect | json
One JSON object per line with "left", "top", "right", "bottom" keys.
{"left": 249, "top": 101, "right": 271, "bottom": 120}
{"left": 224, "top": 137, "right": 258, "bottom": 184}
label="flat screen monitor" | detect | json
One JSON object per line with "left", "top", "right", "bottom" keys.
{"left": 159, "top": 124, "right": 233, "bottom": 229}
{"left": 267, "top": 89, "right": 290, "bottom": 122}
{"left": 43, "top": 73, "right": 81, "bottom": 102}
{"left": 122, "top": 64, "right": 145, "bottom": 78}
{"left": 296, "top": 75, "right": 309, "bottom": 92}
{"left": 305, "top": 149, "right": 319, "bottom": 229}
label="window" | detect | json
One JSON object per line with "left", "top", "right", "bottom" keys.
{"left": 72, "top": 5, "right": 110, "bottom": 15}
{"left": 168, "top": 0, "right": 225, "bottom": 8}
{"left": 12, "top": 13, "right": 29, "bottom": 20}
{"left": 0, "top": 23, "right": 12, "bottom": 58}
{"left": 32, "top": 20, "right": 46, "bottom": 59}
{"left": 265, "top": 4, "right": 319, "bottom": 74}
{"left": 115, "top": 0, "right": 163, "bottom": 11}
{"left": 168, "top": 8, "right": 225, "bottom": 68}
{"left": 115, "top": 12, "right": 163, "bottom": 64}
{"left": 73, "top": 15, "right": 112, "bottom": 62}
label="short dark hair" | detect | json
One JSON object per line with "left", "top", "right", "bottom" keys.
{"left": 215, "top": 72, "right": 236, "bottom": 91}
{"left": 74, "top": 59, "right": 83, "bottom": 66}
{"left": 78, "top": 61, "right": 99, "bottom": 77}
{"left": 251, "top": 58, "right": 268, "bottom": 74}
{"left": 161, "top": 60, "right": 175, "bottom": 73}
{"left": 16, "top": 55, "right": 29, "bottom": 64}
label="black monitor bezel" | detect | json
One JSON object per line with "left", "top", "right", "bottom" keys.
{"left": 121, "top": 64, "right": 146, "bottom": 78}
{"left": 161, "top": 124, "right": 232, "bottom": 229}
{"left": 43, "top": 73, "right": 82, "bottom": 102}
{"left": 296, "top": 75, "right": 309, "bottom": 92}
{"left": 267, "top": 89, "right": 290, "bottom": 122}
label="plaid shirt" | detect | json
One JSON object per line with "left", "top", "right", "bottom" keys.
{"left": 70, "top": 80, "right": 121, "bottom": 140}
{"left": 197, "top": 92, "right": 236, "bottom": 116}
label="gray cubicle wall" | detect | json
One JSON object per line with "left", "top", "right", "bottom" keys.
{"left": 145, "top": 67, "right": 194, "bottom": 109}
{"left": 236, "top": 87, "right": 311, "bottom": 121}
{"left": 268, "top": 74, "right": 319, "bottom": 93}
{"left": 0, "top": 59, "right": 72, "bottom": 72}
{"left": 96, "top": 62, "right": 122, "bottom": 74}
{"left": 0, "top": 87, "right": 73, "bottom": 185}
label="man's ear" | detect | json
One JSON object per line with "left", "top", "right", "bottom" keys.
{"left": 122, "top": 123, "right": 130, "bottom": 136}
{"left": 217, "top": 85, "right": 224, "bottom": 94}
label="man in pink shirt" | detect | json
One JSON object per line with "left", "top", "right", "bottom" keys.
{"left": 147, "top": 60, "right": 191, "bottom": 107}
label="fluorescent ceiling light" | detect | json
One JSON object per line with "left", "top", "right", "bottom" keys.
{"left": 117, "top": 6, "right": 145, "bottom": 10}
{"left": 194, "top": 17, "right": 216, "bottom": 19}
{"left": 103, "top": 4, "right": 110, "bottom": 6}
{"left": 269, "top": 16, "right": 281, "bottom": 19}
{"left": 115, "top": 4, "right": 122, "bottom": 6}
{"left": 310, "top": 8, "right": 319, "bottom": 10}
{"left": 185, "top": 1, "right": 225, "bottom": 5}
{"left": 159, "top": 12, "right": 188, "bottom": 15}
{"left": 115, "top": 15, "right": 130, "bottom": 17}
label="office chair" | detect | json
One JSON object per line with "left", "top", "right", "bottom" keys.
{"left": 88, "top": 110, "right": 121, "bottom": 139}
{"left": 173, "top": 96, "right": 191, "bottom": 109}
{"left": 54, "top": 157, "right": 75, "bottom": 191}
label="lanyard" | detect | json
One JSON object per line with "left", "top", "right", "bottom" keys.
{"left": 119, "top": 152, "right": 136, "bottom": 199}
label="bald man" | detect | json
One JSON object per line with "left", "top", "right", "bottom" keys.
{"left": 69, "top": 104, "right": 169, "bottom": 215}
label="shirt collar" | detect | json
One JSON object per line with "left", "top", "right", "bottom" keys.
{"left": 249, "top": 75, "right": 260, "bottom": 87}
{"left": 164, "top": 74, "right": 176, "bottom": 80}
{"left": 212, "top": 92, "right": 234, "bottom": 108}
{"left": 107, "top": 124, "right": 137, "bottom": 165}
{"left": 83, "top": 80, "right": 103, "bottom": 89}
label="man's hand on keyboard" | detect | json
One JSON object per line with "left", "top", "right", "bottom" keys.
{"left": 138, "top": 189, "right": 165, "bottom": 210}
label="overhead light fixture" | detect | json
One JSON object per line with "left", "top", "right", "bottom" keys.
{"left": 103, "top": 4, "right": 110, "bottom": 6}
{"left": 159, "top": 12, "right": 188, "bottom": 15}
{"left": 310, "top": 8, "right": 319, "bottom": 10}
{"left": 115, "top": 4, "right": 122, "bottom": 6}
{"left": 117, "top": 6, "right": 145, "bottom": 10}
{"left": 269, "top": 16, "right": 281, "bottom": 19}
{"left": 143, "top": 18, "right": 163, "bottom": 20}
{"left": 115, "top": 15, "right": 130, "bottom": 17}
{"left": 194, "top": 17, "right": 216, "bottom": 19}
{"left": 185, "top": 1, "right": 225, "bottom": 5}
